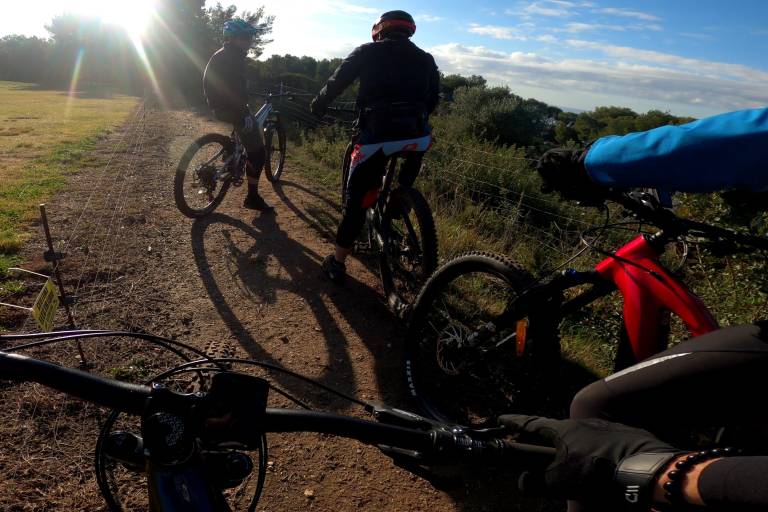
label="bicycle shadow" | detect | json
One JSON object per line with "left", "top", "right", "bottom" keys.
{"left": 190, "top": 211, "right": 412, "bottom": 409}
{"left": 270, "top": 178, "right": 384, "bottom": 283}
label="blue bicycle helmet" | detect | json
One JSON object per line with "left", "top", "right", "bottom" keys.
{"left": 223, "top": 18, "right": 258, "bottom": 39}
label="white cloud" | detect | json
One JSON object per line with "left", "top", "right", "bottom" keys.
{"left": 334, "top": 1, "right": 379, "bottom": 14}
{"left": 593, "top": 7, "right": 661, "bottom": 21}
{"left": 428, "top": 41, "right": 768, "bottom": 114}
{"left": 560, "top": 22, "right": 662, "bottom": 33}
{"left": 562, "top": 22, "right": 626, "bottom": 32}
{"left": 252, "top": 0, "right": 371, "bottom": 59}
{"left": 509, "top": 0, "right": 594, "bottom": 17}
{"left": 524, "top": 1, "right": 577, "bottom": 17}
{"left": 415, "top": 14, "right": 444, "bottom": 22}
{"left": 468, "top": 24, "right": 526, "bottom": 40}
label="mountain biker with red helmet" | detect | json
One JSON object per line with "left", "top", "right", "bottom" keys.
{"left": 310, "top": 10, "right": 440, "bottom": 282}
{"left": 203, "top": 18, "right": 274, "bottom": 212}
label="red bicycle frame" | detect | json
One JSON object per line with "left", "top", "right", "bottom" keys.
{"left": 595, "top": 235, "right": 719, "bottom": 363}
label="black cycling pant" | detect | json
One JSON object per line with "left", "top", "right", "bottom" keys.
{"left": 567, "top": 323, "right": 768, "bottom": 512}
{"left": 336, "top": 150, "right": 423, "bottom": 249}
{"left": 571, "top": 322, "right": 768, "bottom": 442}
{"left": 233, "top": 118, "right": 265, "bottom": 193}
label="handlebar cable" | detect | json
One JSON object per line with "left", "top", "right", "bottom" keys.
{"left": 537, "top": 204, "right": 611, "bottom": 280}
{"left": 0, "top": 330, "right": 223, "bottom": 368}
{"left": 579, "top": 224, "right": 665, "bottom": 279}
{"left": 150, "top": 357, "right": 368, "bottom": 408}
{"left": 1, "top": 330, "right": 368, "bottom": 408}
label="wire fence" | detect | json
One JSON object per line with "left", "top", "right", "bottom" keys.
{"left": 7, "top": 83, "right": 599, "bottom": 335}
{"left": 278, "top": 83, "right": 606, "bottom": 273}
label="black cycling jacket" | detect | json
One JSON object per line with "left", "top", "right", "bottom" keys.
{"left": 315, "top": 36, "right": 440, "bottom": 114}
{"left": 203, "top": 43, "right": 250, "bottom": 124}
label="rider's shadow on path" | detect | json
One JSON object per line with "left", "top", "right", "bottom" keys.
{"left": 268, "top": 177, "right": 581, "bottom": 512}
{"left": 271, "top": 178, "right": 385, "bottom": 284}
{"left": 191, "top": 211, "right": 410, "bottom": 410}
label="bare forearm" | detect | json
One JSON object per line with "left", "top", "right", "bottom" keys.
{"left": 654, "top": 455, "right": 768, "bottom": 509}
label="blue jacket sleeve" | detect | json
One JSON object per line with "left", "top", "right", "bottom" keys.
{"left": 584, "top": 107, "right": 768, "bottom": 193}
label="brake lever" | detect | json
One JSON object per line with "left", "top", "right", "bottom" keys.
{"left": 366, "top": 402, "right": 439, "bottom": 427}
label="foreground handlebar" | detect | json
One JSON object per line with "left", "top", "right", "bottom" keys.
{"left": 0, "top": 350, "right": 556, "bottom": 468}
{"left": 261, "top": 409, "right": 555, "bottom": 467}
{"left": 0, "top": 351, "right": 151, "bottom": 415}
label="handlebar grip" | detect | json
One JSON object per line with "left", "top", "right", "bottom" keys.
{"left": 498, "top": 440, "right": 556, "bottom": 471}
{"left": 0, "top": 351, "right": 151, "bottom": 415}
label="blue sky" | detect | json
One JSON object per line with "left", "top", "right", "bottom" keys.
{"left": 4, "top": 1, "right": 767, "bottom": 117}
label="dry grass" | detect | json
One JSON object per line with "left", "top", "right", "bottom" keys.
{"left": 0, "top": 81, "right": 138, "bottom": 272}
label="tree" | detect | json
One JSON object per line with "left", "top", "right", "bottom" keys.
{"left": 203, "top": 3, "right": 274, "bottom": 57}
{"left": 440, "top": 73, "right": 487, "bottom": 100}
{"left": 0, "top": 35, "right": 52, "bottom": 83}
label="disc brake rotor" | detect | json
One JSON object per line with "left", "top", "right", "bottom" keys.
{"left": 435, "top": 321, "right": 473, "bottom": 375}
{"left": 195, "top": 164, "right": 217, "bottom": 190}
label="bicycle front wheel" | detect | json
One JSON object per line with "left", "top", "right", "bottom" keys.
{"left": 404, "top": 251, "right": 564, "bottom": 427}
{"left": 174, "top": 133, "right": 233, "bottom": 218}
{"left": 264, "top": 119, "right": 286, "bottom": 183}
{"left": 379, "top": 187, "right": 438, "bottom": 314}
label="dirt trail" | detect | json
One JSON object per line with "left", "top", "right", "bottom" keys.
{"left": 0, "top": 106, "right": 545, "bottom": 511}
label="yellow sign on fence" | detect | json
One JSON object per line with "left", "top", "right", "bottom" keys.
{"left": 32, "top": 279, "right": 59, "bottom": 332}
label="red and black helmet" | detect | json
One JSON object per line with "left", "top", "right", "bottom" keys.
{"left": 371, "top": 10, "right": 416, "bottom": 41}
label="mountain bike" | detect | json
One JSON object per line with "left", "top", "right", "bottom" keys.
{"left": 174, "top": 92, "right": 289, "bottom": 218}
{"left": 331, "top": 107, "right": 438, "bottom": 316}
{"left": 0, "top": 330, "right": 554, "bottom": 511}
{"left": 405, "top": 189, "right": 768, "bottom": 426}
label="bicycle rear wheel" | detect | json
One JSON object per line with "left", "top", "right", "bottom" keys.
{"left": 174, "top": 133, "right": 233, "bottom": 218}
{"left": 405, "top": 251, "right": 564, "bottom": 427}
{"left": 379, "top": 187, "right": 438, "bottom": 315}
{"left": 264, "top": 119, "right": 286, "bottom": 183}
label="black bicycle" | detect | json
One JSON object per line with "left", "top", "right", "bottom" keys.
{"left": 0, "top": 330, "right": 553, "bottom": 511}
{"left": 331, "top": 107, "right": 438, "bottom": 316}
{"left": 174, "top": 92, "right": 288, "bottom": 218}
{"left": 405, "top": 189, "right": 768, "bottom": 427}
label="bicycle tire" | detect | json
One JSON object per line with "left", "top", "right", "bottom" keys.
{"left": 404, "top": 251, "right": 562, "bottom": 426}
{"left": 174, "top": 133, "right": 233, "bottom": 218}
{"left": 379, "top": 187, "right": 438, "bottom": 315}
{"left": 264, "top": 118, "right": 286, "bottom": 183}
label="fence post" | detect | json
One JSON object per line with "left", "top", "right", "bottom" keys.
{"left": 39, "top": 204, "right": 87, "bottom": 365}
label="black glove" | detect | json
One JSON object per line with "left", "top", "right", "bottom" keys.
{"left": 499, "top": 415, "right": 681, "bottom": 508}
{"left": 537, "top": 147, "right": 603, "bottom": 202}
{"left": 309, "top": 97, "right": 326, "bottom": 118}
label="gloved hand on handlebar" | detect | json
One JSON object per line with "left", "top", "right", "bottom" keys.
{"left": 537, "top": 147, "right": 604, "bottom": 203}
{"left": 499, "top": 415, "right": 682, "bottom": 509}
{"left": 310, "top": 97, "right": 327, "bottom": 118}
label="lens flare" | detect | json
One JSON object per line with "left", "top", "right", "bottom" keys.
{"left": 65, "top": 48, "right": 86, "bottom": 118}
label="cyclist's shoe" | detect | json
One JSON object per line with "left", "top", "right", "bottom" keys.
{"left": 321, "top": 254, "right": 346, "bottom": 283}
{"left": 243, "top": 193, "right": 274, "bottom": 212}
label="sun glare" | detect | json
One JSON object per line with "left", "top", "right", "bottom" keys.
{"left": 73, "top": 0, "right": 156, "bottom": 39}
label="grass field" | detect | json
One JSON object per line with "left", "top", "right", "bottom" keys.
{"left": 0, "top": 81, "right": 138, "bottom": 298}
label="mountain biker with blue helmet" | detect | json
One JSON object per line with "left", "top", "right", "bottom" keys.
{"left": 499, "top": 109, "right": 768, "bottom": 511}
{"left": 203, "top": 18, "right": 273, "bottom": 212}
{"left": 309, "top": 10, "right": 440, "bottom": 282}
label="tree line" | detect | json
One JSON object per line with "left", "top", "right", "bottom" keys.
{"left": 0, "top": 0, "right": 693, "bottom": 148}
{"left": 0, "top": 1, "right": 273, "bottom": 104}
